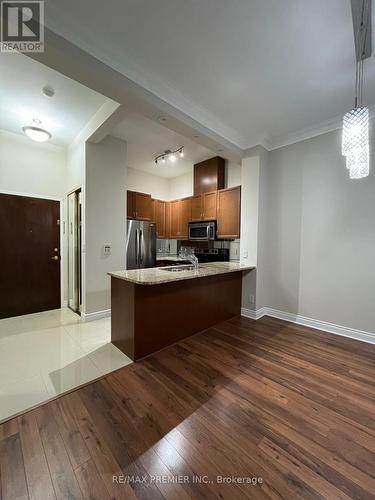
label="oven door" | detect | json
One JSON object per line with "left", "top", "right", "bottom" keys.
{"left": 188, "top": 222, "right": 215, "bottom": 241}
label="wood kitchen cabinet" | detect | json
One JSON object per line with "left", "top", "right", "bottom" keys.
{"left": 127, "top": 191, "right": 152, "bottom": 220}
{"left": 169, "top": 200, "right": 179, "bottom": 238}
{"left": 190, "top": 191, "right": 217, "bottom": 221}
{"left": 194, "top": 157, "right": 225, "bottom": 194}
{"left": 165, "top": 202, "right": 171, "bottom": 238}
{"left": 179, "top": 197, "right": 191, "bottom": 238}
{"left": 169, "top": 198, "right": 191, "bottom": 239}
{"left": 217, "top": 186, "right": 241, "bottom": 239}
{"left": 154, "top": 200, "right": 166, "bottom": 238}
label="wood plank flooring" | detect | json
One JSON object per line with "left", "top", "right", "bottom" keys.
{"left": 0, "top": 315, "right": 374, "bottom": 499}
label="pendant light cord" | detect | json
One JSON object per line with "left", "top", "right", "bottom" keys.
{"left": 355, "top": 59, "right": 364, "bottom": 108}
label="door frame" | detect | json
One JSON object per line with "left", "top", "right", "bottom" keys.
{"left": 67, "top": 187, "right": 82, "bottom": 314}
{"left": 0, "top": 189, "right": 65, "bottom": 309}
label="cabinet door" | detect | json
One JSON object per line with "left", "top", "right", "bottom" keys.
{"left": 217, "top": 186, "right": 241, "bottom": 239}
{"left": 151, "top": 199, "right": 156, "bottom": 222}
{"left": 169, "top": 200, "right": 180, "bottom": 238}
{"left": 202, "top": 191, "right": 217, "bottom": 220}
{"left": 127, "top": 191, "right": 135, "bottom": 218}
{"left": 194, "top": 157, "right": 225, "bottom": 194}
{"left": 179, "top": 198, "right": 191, "bottom": 239}
{"left": 134, "top": 192, "right": 152, "bottom": 220}
{"left": 165, "top": 202, "right": 171, "bottom": 238}
{"left": 190, "top": 195, "right": 203, "bottom": 221}
{"left": 155, "top": 200, "right": 166, "bottom": 238}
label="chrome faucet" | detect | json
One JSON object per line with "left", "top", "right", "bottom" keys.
{"left": 179, "top": 246, "right": 199, "bottom": 271}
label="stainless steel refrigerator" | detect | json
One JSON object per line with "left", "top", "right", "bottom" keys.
{"left": 126, "top": 220, "right": 156, "bottom": 270}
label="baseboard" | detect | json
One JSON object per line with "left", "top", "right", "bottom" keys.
{"left": 81, "top": 309, "right": 111, "bottom": 322}
{"left": 241, "top": 307, "right": 267, "bottom": 320}
{"left": 241, "top": 307, "right": 375, "bottom": 344}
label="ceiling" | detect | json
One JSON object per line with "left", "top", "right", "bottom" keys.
{"left": 111, "top": 113, "right": 215, "bottom": 178}
{"left": 0, "top": 52, "right": 108, "bottom": 146}
{"left": 45, "top": 0, "right": 375, "bottom": 150}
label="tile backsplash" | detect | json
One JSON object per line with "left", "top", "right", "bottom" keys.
{"left": 156, "top": 239, "right": 178, "bottom": 256}
{"left": 157, "top": 238, "right": 240, "bottom": 260}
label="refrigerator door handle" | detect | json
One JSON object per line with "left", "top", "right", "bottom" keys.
{"left": 140, "top": 229, "right": 143, "bottom": 264}
{"left": 135, "top": 229, "right": 139, "bottom": 265}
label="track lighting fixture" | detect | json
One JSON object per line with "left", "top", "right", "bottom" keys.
{"left": 155, "top": 147, "right": 184, "bottom": 165}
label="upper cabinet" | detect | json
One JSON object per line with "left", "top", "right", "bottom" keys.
{"left": 217, "top": 186, "right": 241, "bottom": 239}
{"left": 126, "top": 180, "right": 241, "bottom": 240}
{"left": 127, "top": 191, "right": 152, "bottom": 220}
{"left": 179, "top": 198, "right": 191, "bottom": 238}
{"left": 190, "top": 191, "right": 217, "bottom": 222}
{"left": 168, "top": 198, "right": 191, "bottom": 239}
{"left": 194, "top": 157, "right": 225, "bottom": 195}
{"left": 154, "top": 200, "right": 166, "bottom": 238}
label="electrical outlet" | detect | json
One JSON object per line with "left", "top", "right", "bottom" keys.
{"left": 249, "top": 294, "right": 255, "bottom": 305}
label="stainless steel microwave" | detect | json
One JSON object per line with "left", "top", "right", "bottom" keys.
{"left": 188, "top": 221, "right": 216, "bottom": 241}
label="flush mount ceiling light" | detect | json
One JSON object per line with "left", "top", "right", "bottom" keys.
{"left": 22, "top": 119, "right": 52, "bottom": 142}
{"left": 342, "top": 0, "right": 372, "bottom": 179}
{"left": 42, "top": 85, "right": 55, "bottom": 98}
{"left": 155, "top": 147, "right": 184, "bottom": 165}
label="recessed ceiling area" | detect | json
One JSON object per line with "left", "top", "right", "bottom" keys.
{"left": 45, "top": 0, "right": 375, "bottom": 149}
{"left": 111, "top": 113, "right": 215, "bottom": 178}
{"left": 0, "top": 52, "right": 109, "bottom": 146}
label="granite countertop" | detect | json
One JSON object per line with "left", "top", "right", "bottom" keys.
{"left": 109, "top": 262, "right": 255, "bottom": 285}
{"left": 156, "top": 255, "right": 186, "bottom": 262}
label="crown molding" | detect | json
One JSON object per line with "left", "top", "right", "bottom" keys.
{"left": 37, "top": 24, "right": 375, "bottom": 157}
{"left": 43, "top": 22, "right": 247, "bottom": 150}
{"left": 245, "top": 105, "right": 375, "bottom": 152}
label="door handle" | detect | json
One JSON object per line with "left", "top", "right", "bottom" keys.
{"left": 51, "top": 256, "right": 59, "bottom": 261}
{"left": 139, "top": 229, "right": 143, "bottom": 263}
{"left": 135, "top": 229, "right": 139, "bottom": 265}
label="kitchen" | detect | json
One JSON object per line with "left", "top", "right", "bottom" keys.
{"left": 110, "top": 156, "right": 253, "bottom": 360}
{"left": 0, "top": 2, "right": 374, "bottom": 498}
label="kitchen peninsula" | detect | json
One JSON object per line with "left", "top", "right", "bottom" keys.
{"left": 109, "top": 262, "right": 254, "bottom": 361}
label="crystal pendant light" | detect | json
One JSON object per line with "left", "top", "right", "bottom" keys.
{"left": 342, "top": 60, "right": 370, "bottom": 179}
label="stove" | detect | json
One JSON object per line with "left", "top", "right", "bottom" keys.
{"left": 194, "top": 248, "right": 229, "bottom": 263}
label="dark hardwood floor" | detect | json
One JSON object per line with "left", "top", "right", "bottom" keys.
{"left": 0, "top": 315, "right": 374, "bottom": 499}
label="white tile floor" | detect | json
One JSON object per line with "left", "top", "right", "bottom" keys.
{"left": 0, "top": 308, "right": 132, "bottom": 422}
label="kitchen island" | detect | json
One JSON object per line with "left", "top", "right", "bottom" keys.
{"left": 109, "top": 262, "right": 254, "bottom": 361}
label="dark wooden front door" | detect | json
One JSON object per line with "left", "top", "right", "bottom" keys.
{"left": 0, "top": 194, "right": 61, "bottom": 319}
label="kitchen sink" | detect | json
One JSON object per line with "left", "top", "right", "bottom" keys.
{"left": 162, "top": 265, "right": 196, "bottom": 272}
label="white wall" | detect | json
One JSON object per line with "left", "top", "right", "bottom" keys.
{"left": 240, "top": 150, "right": 262, "bottom": 310}
{"left": 255, "top": 127, "right": 375, "bottom": 333}
{"left": 169, "top": 171, "right": 193, "bottom": 199}
{"left": 126, "top": 166, "right": 169, "bottom": 200}
{"left": 66, "top": 141, "right": 85, "bottom": 194}
{"left": 226, "top": 161, "right": 242, "bottom": 188}
{"left": 0, "top": 129, "right": 66, "bottom": 198}
{"left": 85, "top": 136, "right": 127, "bottom": 314}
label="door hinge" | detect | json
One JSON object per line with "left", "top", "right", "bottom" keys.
{"left": 57, "top": 219, "right": 60, "bottom": 225}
